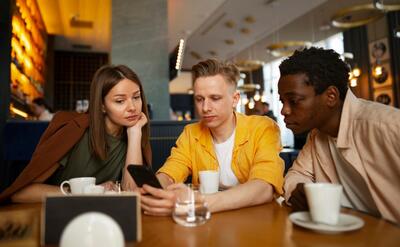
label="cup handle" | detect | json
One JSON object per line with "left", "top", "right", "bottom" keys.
{"left": 60, "top": 181, "right": 70, "bottom": 195}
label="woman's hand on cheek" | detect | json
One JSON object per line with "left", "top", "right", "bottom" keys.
{"left": 127, "top": 112, "right": 147, "bottom": 136}
{"left": 136, "top": 112, "right": 148, "bottom": 128}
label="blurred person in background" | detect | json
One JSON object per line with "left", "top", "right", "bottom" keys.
{"left": 31, "top": 97, "right": 54, "bottom": 121}
{"left": 261, "top": 102, "right": 277, "bottom": 121}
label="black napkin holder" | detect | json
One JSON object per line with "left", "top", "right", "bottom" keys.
{"left": 42, "top": 193, "right": 141, "bottom": 245}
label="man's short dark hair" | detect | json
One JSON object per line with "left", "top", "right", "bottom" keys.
{"left": 279, "top": 47, "right": 350, "bottom": 101}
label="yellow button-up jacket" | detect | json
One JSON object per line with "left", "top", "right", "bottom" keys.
{"left": 158, "top": 113, "right": 284, "bottom": 194}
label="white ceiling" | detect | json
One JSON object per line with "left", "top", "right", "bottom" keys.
{"left": 168, "top": 0, "right": 226, "bottom": 52}
{"left": 179, "top": 0, "right": 380, "bottom": 69}
{"left": 180, "top": 0, "right": 328, "bottom": 69}
{"left": 37, "top": 0, "right": 383, "bottom": 67}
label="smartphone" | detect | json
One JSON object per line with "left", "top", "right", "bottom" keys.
{"left": 127, "top": 165, "right": 163, "bottom": 189}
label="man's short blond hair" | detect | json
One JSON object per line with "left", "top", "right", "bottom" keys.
{"left": 191, "top": 59, "right": 240, "bottom": 89}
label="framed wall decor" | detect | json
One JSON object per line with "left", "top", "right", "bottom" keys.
{"left": 368, "top": 37, "right": 395, "bottom": 105}
{"left": 373, "top": 86, "right": 394, "bottom": 106}
{"left": 368, "top": 37, "right": 390, "bottom": 63}
{"left": 372, "top": 61, "right": 393, "bottom": 89}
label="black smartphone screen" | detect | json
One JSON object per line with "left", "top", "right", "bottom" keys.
{"left": 127, "top": 165, "right": 163, "bottom": 189}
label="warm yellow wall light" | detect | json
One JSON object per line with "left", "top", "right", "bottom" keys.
{"left": 374, "top": 65, "right": 383, "bottom": 76}
{"left": 10, "top": 105, "right": 28, "bottom": 118}
{"left": 352, "top": 67, "right": 361, "bottom": 77}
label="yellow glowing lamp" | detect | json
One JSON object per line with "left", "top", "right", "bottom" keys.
{"left": 374, "top": 65, "right": 383, "bottom": 76}
{"left": 261, "top": 94, "right": 267, "bottom": 103}
{"left": 24, "top": 56, "right": 33, "bottom": 71}
{"left": 253, "top": 91, "right": 261, "bottom": 101}
{"left": 348, "top": 72, "right": 354, "bottom": 80}
{"left": 12, "top": 17, "right": 21, "bottom": 34}
{"left": 241, "top": 96, "right": 249, "bottom": 105}
{"left": 10, "top": 105, "right": 28, "bottom": 118}
{"left": 352, "top": 67, "right": 361, "bottom": 78}
{"left": 248, "top": 99, "right": 255, "bottom": 109}
{"left": 350, "top": 78, "right": 358, "bottom": 87}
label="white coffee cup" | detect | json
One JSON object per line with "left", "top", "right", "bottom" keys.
{"left": 60, "top": 177, "right": 96, "bottom": 195}
{"left": 304, "top": 183, "right": 343, "bottom": 225}
{"left": 199, "top": 170, "right": 219, "bottom": 194}
{"left": 83, "top": 185, "right": 105, "bottom": 195}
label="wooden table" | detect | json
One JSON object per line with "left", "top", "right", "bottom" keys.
{"left": 1, "top": 202, "right": 399, "bottom": 247}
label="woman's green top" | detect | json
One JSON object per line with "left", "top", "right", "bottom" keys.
{"left": 47, "top": 130, "right": 127, "bottom": 185}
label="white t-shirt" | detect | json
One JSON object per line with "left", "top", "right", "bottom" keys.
{"left": 213, "top": 129, "right": 239, "bottom": 188}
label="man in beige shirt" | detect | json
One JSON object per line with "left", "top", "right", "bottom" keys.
{"left": 278, "top": 47, "right": 400, "bottom": 223}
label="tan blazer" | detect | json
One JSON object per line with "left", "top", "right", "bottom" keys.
{"left": 284, "top": 90, "right": 400, "bottom": 223}
{"left": 0, "top": 112, "right": 152, "bottom": 203}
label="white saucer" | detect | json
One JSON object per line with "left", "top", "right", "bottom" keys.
{"left": 289, "top": 211, "right": 364, "bottom": 234}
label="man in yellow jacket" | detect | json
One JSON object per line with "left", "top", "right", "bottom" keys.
{"left": 139, "top": 59, "right": 284, "bottom": 215}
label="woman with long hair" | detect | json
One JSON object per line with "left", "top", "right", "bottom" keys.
{"left": 0, "top": 65, "right": 152, "bottom": 203}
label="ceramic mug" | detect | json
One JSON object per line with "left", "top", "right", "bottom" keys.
{"left": 199, "top": 170, "right": 219, "bottom": 194}
{"left": 304, "top": 183, "right": 343, "bottom": 225}
{"left": 60, "top": 177, "right": 96, "bottom": 195}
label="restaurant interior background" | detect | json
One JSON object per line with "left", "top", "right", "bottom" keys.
{"left": 0, "top": 0, "right": 399, "bottom": 190}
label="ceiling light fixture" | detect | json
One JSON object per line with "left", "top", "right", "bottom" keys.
{"left": 236, "top": 60, "right": 264, "bottom": 71}
{"left": 373, "top": 0, "right": 400, "bottom": 11}
{"left": 224, "top": 20, "right": 235, "bottom": 28}
{"left": 253, "top": 90, "right": 261, "bottom": 101}
{"left": 240, "top": 28, "right": 251, "bottom": 34}
{"left": 261, "top": 93, "right": 268, "bottom": 103}
{"left": 175, "top": 39, "right": 185, "bottom": 70}
{"left": 237, "top": 84, "right": 261, "bottom": 92}
{"left": 266, "top": 41, "right": 312, "bottom": 57}
{"left": 248, "top": 98, "right": 255, "bottom": 109}
{"left": 331, "top": 4, "right": 384, "bottom": 28}
{"left": 244, "top": 16, "right": 255, "bottom": 24}
{"left": 224, "top": 39, "right": 235, "bottom": 45}
{"left": 394, "top": 26, "right": 400, "bottom": 38}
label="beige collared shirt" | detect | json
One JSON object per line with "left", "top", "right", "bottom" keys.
{"left": 327, "top": 136, "right": 380, "bottom": 217}
{"left": 284, "top": 89, "right": 400, "bottom": 223}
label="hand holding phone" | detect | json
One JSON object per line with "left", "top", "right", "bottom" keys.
{"left": 127, "top": 165, "right": 163, "bottom": 189}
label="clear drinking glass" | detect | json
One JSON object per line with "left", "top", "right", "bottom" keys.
{"left": 75, "top": 100, "right": 83, "bottom": 113}
{"left": 82, "top": 99, "right": 89, "bottom": 113}
{"left": 172, "top": 184, "right": 211, "bottom": 227}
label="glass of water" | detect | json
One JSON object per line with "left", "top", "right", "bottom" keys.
{"left": 76, "top": 100, "right": 83, "bottom": 113}
{"left": 172, "top": 184, "right": 211, "bottom": 227}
